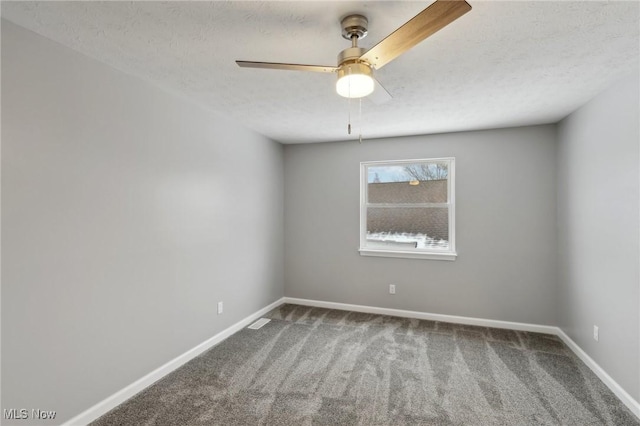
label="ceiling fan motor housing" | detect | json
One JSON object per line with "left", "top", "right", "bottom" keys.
{"left": 337, "top": 47, "right": 367, "bottom": 66}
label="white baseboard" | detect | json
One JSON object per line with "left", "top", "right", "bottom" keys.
{"left": 62, "top": 297, "right": 285, "bottom": 426}
{"left": 556, "top": 329, "right": 640, "bottom": 418}
{"left": 283, "top": 297, "right": 639, "bottom": 420}
{"left": 283, "top": 297, "right": 557, "bottom": 334}
{"left": 63, "top": 296, "right": 639, "bottom": 424}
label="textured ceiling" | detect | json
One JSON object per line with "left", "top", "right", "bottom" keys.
{"left": 2, "top": 1, "right": 639, "bottom": 144}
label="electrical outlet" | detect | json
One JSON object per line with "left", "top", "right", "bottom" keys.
{"left": 218, "top": 301, "right": 224, "bottom": 315}
{"left": 593, "top": 325, "right": 599, "bottom": 341}
{"left": 389, "top": 284, "right": 396, "bottom": 295}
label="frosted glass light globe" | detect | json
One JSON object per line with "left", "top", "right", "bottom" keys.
{"left": 336, "top": 63, "right": 374, "bottom": 98}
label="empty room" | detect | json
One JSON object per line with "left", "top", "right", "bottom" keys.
{"left": 1, "top": 1, "right": 639, "bottom": 425}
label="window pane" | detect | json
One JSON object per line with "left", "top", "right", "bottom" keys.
{"left": 368, "top": 162, "right": 448, "bottom": 203}
{"left": 360, "top": 158, "right": 455, "bottom": 259}
{"left": 366, "top": 207, "right": 449, "bottom": 250}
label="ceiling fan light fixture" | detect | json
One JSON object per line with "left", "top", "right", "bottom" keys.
{"left": 336, "top": 62, "right": 374, "bottom": 98}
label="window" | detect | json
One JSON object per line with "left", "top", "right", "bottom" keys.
{"left": 359, "top": 158, "right": 456, "bottom": 260}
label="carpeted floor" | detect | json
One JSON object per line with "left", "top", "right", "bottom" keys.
{"left": 92, "top": 304, "right": 639, "bottom": 425}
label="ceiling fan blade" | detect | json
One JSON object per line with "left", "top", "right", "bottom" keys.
{"left": 359, "top": 0, "right": 471, "bottom": 70}
{"left": 236, "top": 61, "right": 338, "bottom": 73}
{"left": 368, "top": 77, "right": 393, "bottom": 104}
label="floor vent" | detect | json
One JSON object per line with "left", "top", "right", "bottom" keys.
{"left": 248, "top": 318, "right": 271, "bottom": 330}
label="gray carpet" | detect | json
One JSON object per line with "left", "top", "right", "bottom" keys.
{"left": 92, "top": 304, "right": 639, "bottom": 425}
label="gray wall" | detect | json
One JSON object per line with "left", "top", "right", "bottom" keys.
{"left": 557, "top": 72, "right": 640, "bottom": 400}
{"left": 284, "top": 125, "right": 558, "bottom": 325}
{"left": 1, "top": 21, "right": 283, "bottom": 424}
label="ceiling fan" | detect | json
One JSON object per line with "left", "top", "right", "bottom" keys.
{"left": 236, "top": 0, "right": 472, "bottom": 101}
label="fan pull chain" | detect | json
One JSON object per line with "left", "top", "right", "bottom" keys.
{"left": 351, "top": 34, "right": 357, "bottom": 138}
{"left": 347, "top": 96, "right": 352, "bottom": 135}
{"left": 359, "top": 98, "right": 363, "bottom": 144}
{"left": 347, "top": 66, "right": 352, "bottom": 135}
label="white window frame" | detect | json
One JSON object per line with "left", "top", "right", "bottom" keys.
{"left": 359, "top": 157, "right": 457, "bottom": 261}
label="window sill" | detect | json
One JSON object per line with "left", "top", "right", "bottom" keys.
{"left": 358, "top": 248, "right": 457, "bottom": 261}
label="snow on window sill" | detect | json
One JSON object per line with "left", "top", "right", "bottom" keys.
{"left": 358, "top": 248, "right": 457, "bottom": 261}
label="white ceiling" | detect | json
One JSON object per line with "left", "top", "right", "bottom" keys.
{"left": 2, "top": 1, "right": 639, "bottom": 144}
